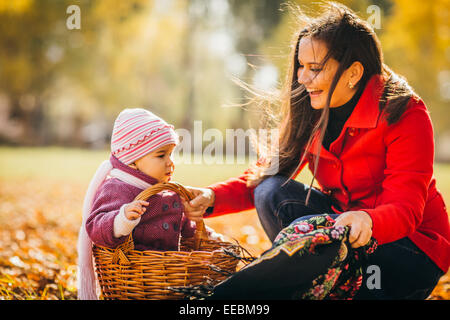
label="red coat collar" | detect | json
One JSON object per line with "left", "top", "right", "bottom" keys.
{"left": 346, "top": 74, "right": 385, "bottom": 129}
{"left": 307, "top": 74, "right": 386, "bottom": 158}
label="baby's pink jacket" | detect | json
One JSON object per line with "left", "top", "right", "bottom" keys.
{"left": 85, "top": 155, "right": 196, "bottom": 251}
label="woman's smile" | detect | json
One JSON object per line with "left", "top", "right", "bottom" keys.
{"left": 297, "top": 36, "right": 358, "bottom": 110}
{"left": 306, "top": 88, "right": 324, "bottom": 98}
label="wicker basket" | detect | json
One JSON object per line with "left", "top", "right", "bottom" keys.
{"left": 92, "top": 181, "right": 241, "bottom": 300}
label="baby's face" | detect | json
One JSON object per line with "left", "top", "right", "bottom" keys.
{"left": 133, "top": 144, "right": 176, "bottom": 183}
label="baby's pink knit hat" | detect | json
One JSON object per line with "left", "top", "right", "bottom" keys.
{"left": 111, "top": 108, "right": 178, "bottom": 164}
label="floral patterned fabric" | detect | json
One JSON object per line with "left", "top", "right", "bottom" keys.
{"left": 261, "top": 214, "right": 378, "bottom": 299}
{"left": 198, "top": 213, "right": 377, "bottom": 300}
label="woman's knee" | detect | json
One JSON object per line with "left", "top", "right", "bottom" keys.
{"left": 254, "top": 175, "right": 313, "bottom": 221}
{"left": 254, "top": 175, "right": 290, "bottom": 210}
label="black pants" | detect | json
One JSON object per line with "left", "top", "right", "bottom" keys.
{"left": 254, "top": 175, "right": 445, "bottom": 300}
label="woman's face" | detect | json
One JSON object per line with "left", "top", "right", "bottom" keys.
{"left": 133, "top": 144, "right": 175, "bottom": 183}
{"left": 297, "top": 36, "right": 357, "bottom": 110}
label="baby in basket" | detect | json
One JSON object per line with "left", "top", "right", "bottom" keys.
{"left": 77, "top": 108, "right": 222, "bottom": 299}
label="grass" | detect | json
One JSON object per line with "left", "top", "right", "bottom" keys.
{"left": 1, "top": 146, "right": 448, "bottom": 202}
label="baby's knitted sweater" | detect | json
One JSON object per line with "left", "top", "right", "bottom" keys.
{"left": 85, "top": 155, "right": 196, "bottom": 251}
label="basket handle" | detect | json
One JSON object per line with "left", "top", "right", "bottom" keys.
{"left": 134, "top": 181, "right": 207, "bottom": 250}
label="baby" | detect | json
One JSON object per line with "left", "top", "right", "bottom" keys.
{"left": 77, "top": 108, "right": 219, "bottom": 299}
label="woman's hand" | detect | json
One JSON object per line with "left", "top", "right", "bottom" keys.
{"left": 334, "top": 210, "right": 373, "bottom": 248}
{"left": 182, "top": 186, "right": 215, "bottom": 222}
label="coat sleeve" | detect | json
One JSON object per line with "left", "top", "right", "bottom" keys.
{"left": 85, "top": 182, "right": 136, "bottom": 248}
{"left": 363, "top": 99, "right": 434, "bottom": 245}
{"left": 206, "top": 156, "right": 309, "bottom": 217}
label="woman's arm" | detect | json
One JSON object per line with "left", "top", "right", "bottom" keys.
{"left": 182, "top": 170, "right": 255, "bottom": 221}
{"left": 85, "top": 182, "right": 137, "bottom": 248}
{"left": 206, "top": 170, "right": 257, "bottom": 216}
{"left": 183, "top": 156, "right": 310, "bottom": 220}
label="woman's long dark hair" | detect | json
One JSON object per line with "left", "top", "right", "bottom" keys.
{"left": 247, "top": 2, "right": 415, "bottom": 202}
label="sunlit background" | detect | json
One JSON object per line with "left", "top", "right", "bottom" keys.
{"left": 0, "top": 0, "right": 449, "bottom": 156}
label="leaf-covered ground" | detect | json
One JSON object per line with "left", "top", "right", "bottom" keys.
{"left": 0, "top": 147, "right": 448, "bottom": 300}
{"left": 0, "top": 179, "right": 80, "bottom": 299}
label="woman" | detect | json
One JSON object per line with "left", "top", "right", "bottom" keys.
{"left": 182, "top": 3, "right": 449, "bottom": 299}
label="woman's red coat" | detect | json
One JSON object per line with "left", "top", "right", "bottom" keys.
{"left": 207, "top": 75, "right": 450, "bottom": 273}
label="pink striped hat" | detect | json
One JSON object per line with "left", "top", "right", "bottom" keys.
{"left": 111, "top": 108, "right": 178, "bottom": 165}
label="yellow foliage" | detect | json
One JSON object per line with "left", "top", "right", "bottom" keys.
{"left": 0, "top": 0, "right": 32, "bottom": 13}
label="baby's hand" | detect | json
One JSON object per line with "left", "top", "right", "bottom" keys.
{"left": 124, "top": 200, "right": 149, "bottom": 220}
{"left": 205, "top": 225, "right": 225, "bottom": 242}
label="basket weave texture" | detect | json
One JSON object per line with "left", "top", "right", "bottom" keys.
{"left": 92, "top": 182, "right": 241, "bottom": 300}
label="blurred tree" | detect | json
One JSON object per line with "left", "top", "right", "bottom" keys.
{"left": 260, "top": 0, "right": 449, "bottom": 137}
{"left": 0, "top": 0, "right": 70, "bottom": 144}
{"left": 212, "top": 0, "right": 285, "bottom": 131}
{"left": 0, "top": 0, "right": 288, "bottom": 146}
{"left": 0, "top": 0, "right": 153, "bottom": 145}
{"left": 259, "top": 0, "right": 450, "bottom": 162}
{"left": 1, "top": 0, "right": 447, "bottom": 149}
{"left": 228, "top": 0, "right": 285, "bottom": 54}
{"left": 176, "top": 0, "right": 289, "bottom": 132}
{"left": 381, "top": 0, "right": 450, "bottom": 134}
